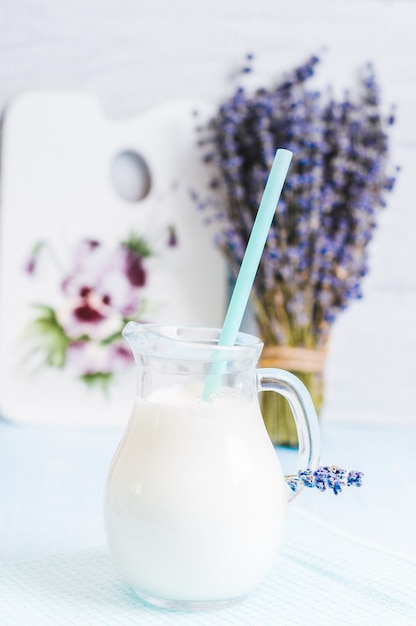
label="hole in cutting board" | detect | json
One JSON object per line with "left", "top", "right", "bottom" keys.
{"left": 110, "top": 150, "right": 152, "bottom": 202}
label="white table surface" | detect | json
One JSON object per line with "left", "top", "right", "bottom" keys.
{"left": 1, "top": 416, "right": 415, "bottom": 564}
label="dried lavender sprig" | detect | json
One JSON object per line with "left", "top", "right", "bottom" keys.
{"left": 285, "top": 466, "right": 364, "bottom": 495}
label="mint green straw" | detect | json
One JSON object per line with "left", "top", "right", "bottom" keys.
{"left": 204, "top": 147, "right": 293, "bottom": 400}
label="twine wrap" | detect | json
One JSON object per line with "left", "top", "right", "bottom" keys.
{"left": 259, "top": 345, "right": 327, "bottom": 374}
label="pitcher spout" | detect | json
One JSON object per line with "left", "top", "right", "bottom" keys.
{"left": 121, "top": 321, "right": 186, "bottom": 363}
{"left": 121, "top": 321, "right": 148, "bottom": 363}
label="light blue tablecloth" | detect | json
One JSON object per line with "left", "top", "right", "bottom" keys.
{"left": 1, "top": 418, "right": 416, "bottom": 624}
{"left": 1, "top": 508, "right": 415, "bottom": 626}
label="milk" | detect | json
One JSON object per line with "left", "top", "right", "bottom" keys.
{"left": 104, "top": 383, "right": 287, "bottom": 604}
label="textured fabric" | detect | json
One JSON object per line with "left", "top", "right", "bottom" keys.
{"left": 1, "top": 508, "right": 415, "bottom": 626}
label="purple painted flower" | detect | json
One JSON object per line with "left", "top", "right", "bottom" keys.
{"left": 61, "top": 239, "right": 145, "bottom": 320}
{"left": 56, "top": 290, "right": 123, "bottom": 342}
{"left": 167, "top": 225, "right": 178, "bottom": 247}
{"left": 24, "top": 242, "right": 46, "bottom": 275}
{"left": 25, "top": 226, "right": 177, "bottom": 390}
{"left": 66, "top": 339, "right": 133, "bottom": 377}
{"left": 124, "top": 250, "right": 146, "bottom": 287}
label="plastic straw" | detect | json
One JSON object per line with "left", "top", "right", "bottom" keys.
{"left": 218, "top": 148, "right": 292, "bottom": 346}
{"left": 204, "top": 148, "right": 293, "bottom": 399}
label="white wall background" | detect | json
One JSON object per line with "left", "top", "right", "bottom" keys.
{"left": 0, "top": 0, "right": 415, "bottom": 425}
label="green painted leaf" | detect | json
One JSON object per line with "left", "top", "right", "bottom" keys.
{"left": 27, "top": 305, "right": 70, "bottom": 368}
{"left": 80, "top": 371, "right": 113, "bottom": 391}
{"left": 121, "top": 234, "right": 153, "bottom": 258}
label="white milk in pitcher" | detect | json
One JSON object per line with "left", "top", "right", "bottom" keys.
{"left": 104, "top": 383, "right": 287, "bottom": 604}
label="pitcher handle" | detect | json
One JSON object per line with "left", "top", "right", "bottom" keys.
{"left": 257, "top": 367, "right": 321, "bottom": 502}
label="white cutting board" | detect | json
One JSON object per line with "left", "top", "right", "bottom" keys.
{"left": 0, "top": 92, "right": 226, "bottom": 426}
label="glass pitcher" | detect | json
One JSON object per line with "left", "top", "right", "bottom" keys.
{"left": 104, "top": 323, "right": 320, "bottom": 611}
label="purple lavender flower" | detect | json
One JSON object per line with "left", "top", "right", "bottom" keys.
{"left": 196, "top": 55, "right": 397, "bottom": 348}
{"left": 286, "top": 465, "right": 363, "bottom": 495}
{"left": 297, "top": 469, "right": 315, "bottom": 488}
{"left": 347, "top": 470, "right": 364, "bottom": 487}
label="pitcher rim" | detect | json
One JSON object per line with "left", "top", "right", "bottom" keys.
{"left": 122, "top": 321, "right": 264, "bottom": 361}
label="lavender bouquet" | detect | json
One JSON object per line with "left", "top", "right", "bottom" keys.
{"left": 195, "top": 54, "right": 397, "bottom": 445}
